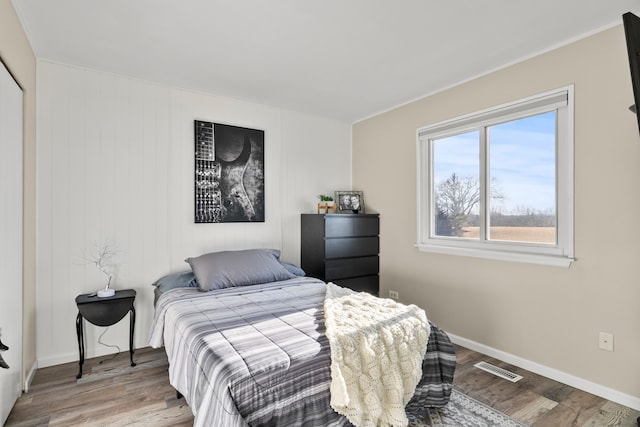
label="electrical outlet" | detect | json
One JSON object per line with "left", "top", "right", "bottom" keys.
{"left": 598, "top": 332, "right": 614, "bottom": 352}
{"left": 388, "top": 290, "right": 399, "bottom": 300}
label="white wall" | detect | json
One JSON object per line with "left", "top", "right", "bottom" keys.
{"left": 36, "top": 60, "right": 351, "bottom": 366}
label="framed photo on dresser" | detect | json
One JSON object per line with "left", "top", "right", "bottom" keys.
{"left": 335, "top": 191, "right": 364, "bottom": 214}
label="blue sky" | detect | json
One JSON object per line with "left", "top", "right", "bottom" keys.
{"left": 432, "top": 111, "right": 556, "bottom": 214}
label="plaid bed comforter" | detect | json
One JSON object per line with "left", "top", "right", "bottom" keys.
{"left": 149, "top": 277, "right": 455, "bottom": 427}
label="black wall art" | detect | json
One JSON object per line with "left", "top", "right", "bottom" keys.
{"left": 194, "top": 120, "right": 265, "bottom": 223}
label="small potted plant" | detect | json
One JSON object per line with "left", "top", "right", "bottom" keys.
{"left": 318, "top": 195, "right": 335, "bottom": 213}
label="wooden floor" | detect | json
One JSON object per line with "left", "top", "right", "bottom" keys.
{"left": 5, "top": 345, "right": 640, "bottom": 426}
{"left": 454, "top": 346, "right": 640, "bottom": 426}
{"left": 5, "top": 347, "right": 194, "bottom": 427}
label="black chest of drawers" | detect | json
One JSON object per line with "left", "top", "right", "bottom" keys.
{"left": 301, "top": 213, "right": 379, "bottom": 295}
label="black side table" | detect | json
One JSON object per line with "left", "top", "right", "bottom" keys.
{"left": 75, "top": 289, "right": 136, "bottom": 379}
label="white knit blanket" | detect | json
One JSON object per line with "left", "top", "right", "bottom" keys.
{"left": 324, "top": 283, "right": 430, "bottom": 427}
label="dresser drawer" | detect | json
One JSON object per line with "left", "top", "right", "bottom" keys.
{"left": 325, "top": 237, "right": 379, "bottom": 259}
{"left": 334, "top": 275, "right": 379, "bottom": 295}
{"left": 325, "top": 216, "right": 379, "bottom": 238}
{"left": 325, "top": 256, "right": 379, "bottom": 281}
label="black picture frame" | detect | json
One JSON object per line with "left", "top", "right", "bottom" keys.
{"left": 335, "top": 191, "right": 365, "bottom": 214}
{"left": 194, "top": 120, "right": 265, "bottom": 223}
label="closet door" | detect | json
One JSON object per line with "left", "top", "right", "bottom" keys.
{"left": 0, "top": 59, "right": 23, "bottom": 425}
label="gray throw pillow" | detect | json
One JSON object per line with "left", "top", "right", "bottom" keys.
{"left": 152, "top": 270, "right": 198, "bottom": 293}
{"left": 185, "top": 249, "right": 297, "bottom": 291}
{"left": 280, "top": 262, "right": 305, "bottom": 277}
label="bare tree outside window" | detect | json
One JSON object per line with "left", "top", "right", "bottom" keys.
{"left": 435, "top": 173, "right": 479, "bottom": 237}
{"left": 435, "top": 173, "right": 504, "bottom": 237}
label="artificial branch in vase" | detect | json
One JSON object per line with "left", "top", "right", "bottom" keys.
{"left": 85, "top": 242, "right": 119, "bottom": 297}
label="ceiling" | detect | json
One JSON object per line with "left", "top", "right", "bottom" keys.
{"left": 12, "top": 0, "right": 640, "bottom": 122}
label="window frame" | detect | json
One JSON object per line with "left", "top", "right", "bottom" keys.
{"left": 416, "top": 86, "right": 574, "bottom": 267}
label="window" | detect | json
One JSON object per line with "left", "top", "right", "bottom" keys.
{"left": 417, "top": 87, "right": 574, "bottom": 267}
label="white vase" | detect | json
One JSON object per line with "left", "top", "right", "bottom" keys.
{"left": 97, "top": 288, "right": 115, "bottom": 298}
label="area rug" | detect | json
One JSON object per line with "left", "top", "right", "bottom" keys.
{"left": 408, "top": 388, "right": 528, "bottom": 427}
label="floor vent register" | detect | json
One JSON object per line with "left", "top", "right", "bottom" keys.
{"left": 474, "top": 361, "right": 523, "bottom": 383}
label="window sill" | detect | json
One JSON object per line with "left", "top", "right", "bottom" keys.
{"left": 415, "top": 243, "right": 574, "bottom": 268}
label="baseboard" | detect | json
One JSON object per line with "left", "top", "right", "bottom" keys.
{"left": 24, "top": 360, "right": 38, "bottom": 393}
{"left": 38, "top": 346, "right": 122, "bottom": 369}
{"left": 38, "top": 351, "right": 79, "bottom": 369}
{"left": 448, "top": 333, "right": 640, "bottom": 411}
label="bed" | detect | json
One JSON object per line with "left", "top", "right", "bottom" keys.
{"left": 149, "top": 249, "right": 456, "bottom": 427}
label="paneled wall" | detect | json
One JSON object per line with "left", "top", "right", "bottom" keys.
{"left": 36, "top": 61, "right": 351, "bottom": 367}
